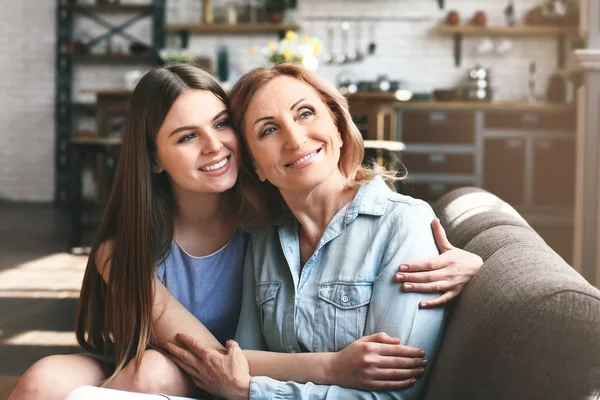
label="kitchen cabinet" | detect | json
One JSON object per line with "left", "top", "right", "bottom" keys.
{"left": 401, "top": 153, "right": 474, "bottom": 175}
{"left": 484, "top": 138, "right": 527, "bottom": 206}
{"left": 532, "top": 138, "right": 576, "bottom": 207}
{"left": 485, "top": 111, "right": 576, "bottom": 132}
{"left": 402, "top": 111, "right": 475, "bottom": 144}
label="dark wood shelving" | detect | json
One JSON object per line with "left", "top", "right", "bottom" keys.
{"left": 71, "top": 52, "right": 154, "bottom": 63}
{"left": 163, "top": 23, "right": 300, "bottom": 34}
{"left": 70, "top": 3, "right": 153, "bottom": 12}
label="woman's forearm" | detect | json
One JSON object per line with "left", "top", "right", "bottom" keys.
{"left": 243, "top": 350, "right": 333, "bottom": 384}
{"left": 152, "top": 278, "right": 224, "bottom": 351}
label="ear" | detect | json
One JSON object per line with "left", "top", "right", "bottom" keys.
{"left": 151, "top": 159, "right": 164, "bottom": 174}
{"left": 253, "top": 163, "right": 267, "bottom": 182}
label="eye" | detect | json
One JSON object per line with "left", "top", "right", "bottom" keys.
{"left": 215, "top": 119, "right": 230, "bottom": 130}
{"left": 298, "top": 108, "right": 315, "bottom": 119}
{"left": 177, "top": 133, "right": 196, "bottom": 143}
{"left": 259, "top": 126, "right": 277, "bottom": 138}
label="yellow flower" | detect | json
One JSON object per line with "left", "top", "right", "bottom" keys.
{"left": 268, "top": 42, "right": 278, "bottom": 52}
{"left": 285, "top": 30, "right": 298, "bottom": 42}
{"left": 283, "top": 48, "right": 292, "bottom": 61}
{"left": 301, "top": 34, "right": 310, "bottom": 43}
{"left": 310, "top": 38, "right": 323, "bottom": 55}
{"left": 249, "top": 46, "right": 258, "bottom": 54}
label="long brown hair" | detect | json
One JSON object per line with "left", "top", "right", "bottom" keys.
{"left": 228, "top": 63, "right": 397, "bottom": 224}
{"left": 75, "top": 64, "right": 231, "bottom": 382}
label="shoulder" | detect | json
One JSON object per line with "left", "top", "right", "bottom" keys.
{"left": 381, "top": 191, "right": 437, "bottom": 231}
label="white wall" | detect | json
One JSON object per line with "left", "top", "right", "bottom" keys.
{"left": 0, "top": 0, "right": 560, "bottom": 201}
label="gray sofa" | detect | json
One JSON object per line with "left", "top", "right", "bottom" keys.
{"left": 424, "top": 187, "right": 600, "bottom": 400}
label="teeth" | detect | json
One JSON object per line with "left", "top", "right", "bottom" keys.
{"left": 201, "top": 157, "right": 228, "bottom": 172}
{"left": 290, "top": 151, "right": 318, "bottom": 166}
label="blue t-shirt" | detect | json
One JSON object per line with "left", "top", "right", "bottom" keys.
{"left": 155, "top": 229, "right": 248, "bottom": 345}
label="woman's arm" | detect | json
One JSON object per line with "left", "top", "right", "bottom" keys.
{"left": 393, "top": 218, "right": 483, "bottom": 308}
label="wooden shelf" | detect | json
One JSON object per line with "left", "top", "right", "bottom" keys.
{"left": 70, "top": 4, "right": 153, "bottom": 12}
{"left": 164, "top": 23, "right": 300, "bottom": 47}
{"left": 71, "top": 52, "right": 154, "bottom": 63}
{"left": 435, "top": 24, "right": 579, "bottom": 67}
{"left": 163, "top": 23, "right": 300, "bottom": 34}
{"left": 435, "top": 24, "right": 578, "bottom": 37}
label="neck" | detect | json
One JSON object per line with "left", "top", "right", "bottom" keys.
{"left": 280, "top": 171, "right": 357, "bottom": 247}
{"left": 172, "top": 185, "right": 235, "bottom": 233}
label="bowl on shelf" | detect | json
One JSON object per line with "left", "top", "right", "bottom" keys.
{"left": 432, "top": 88, "right": 458, "bottom": 101}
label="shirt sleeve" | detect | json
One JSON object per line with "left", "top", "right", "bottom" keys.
{"left": 234, "top": 236, "right": 268, "bottom": 351}
{"left": 247, "top": 203, "right": 446, "bottom": 400}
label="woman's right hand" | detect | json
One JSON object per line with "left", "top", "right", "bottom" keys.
{"left": 327, "top": 332, "right": 427, "bottom": 391}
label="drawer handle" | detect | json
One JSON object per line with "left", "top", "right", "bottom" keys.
{"left": 429, "top": 153, "right": 446, "bottom": 164}
{"left": 429, "top": 112, "right": 447, "bottom": 124}
{"left": 506, "top": 139, "right": 523, "bottom": 148}
{"left": 429, "top": 183, "right": 447, "bottom": 194}
{"left": 521, "top": 112, "right": 539, "bottom": 124}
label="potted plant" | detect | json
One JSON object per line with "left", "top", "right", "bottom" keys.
{"left": 263, "top": 0, "right": 289, "bottom": 24}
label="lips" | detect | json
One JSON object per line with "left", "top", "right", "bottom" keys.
{"left": 285, "top": 148, "right": 322, "bottom": 167}
{"left": 199, "top": 156, "right": 230, "bottom": 172}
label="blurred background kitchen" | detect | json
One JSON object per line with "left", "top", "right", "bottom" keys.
{"left": 1, "top": 0, "right": 599, "bottom": 397}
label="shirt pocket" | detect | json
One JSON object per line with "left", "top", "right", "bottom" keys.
{"left": 255, "top": 281, "right": 280, "bottom": 350}
{"left": 314, "top": 281, "right": 374, "bottom": 352}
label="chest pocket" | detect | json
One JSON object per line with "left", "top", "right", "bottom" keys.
{"left": 255, "top": 281, "right": 280, "bottom": 350}
{"left": 314, "top": 281, "right": 374, "bottom": 352}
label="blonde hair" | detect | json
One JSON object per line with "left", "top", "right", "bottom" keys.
{"left": 229, "top": 63, "right": 400, "bottom": 226}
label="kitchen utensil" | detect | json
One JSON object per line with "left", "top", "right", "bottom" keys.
{"left": 336, "top": 21, "right": 351, "bottom": 64}
{"left": 368, "top": 23, "right": 376, "bottom": 55}
{"left": 432, "top": 88, "right": 458, "bottom": 101}
{"left": 353, "top": 21, "right": 364, "bottom": 62}
{"left": 322, "top": 24, "right": 335, "bottom": 65}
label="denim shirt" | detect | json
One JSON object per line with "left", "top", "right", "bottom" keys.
{"left": 235, "top": 176, "right": 446, "bottom": 399}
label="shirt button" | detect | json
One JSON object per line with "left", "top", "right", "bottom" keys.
{"left": 342, "top": 295, "right": 349, "bottom": 303}
{"left": 255, "top": 296, "right": 259, "bottom": 302}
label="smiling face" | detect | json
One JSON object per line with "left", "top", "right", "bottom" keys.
{"left": 243, "top": 76, "right": 344, "bottom": 194}
{"left": 153, "top": 89, "right": 239, "bottom": 195}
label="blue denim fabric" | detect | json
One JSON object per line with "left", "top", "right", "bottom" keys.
{"left": 235, "top": 176, "right": 446, "bottom": 399}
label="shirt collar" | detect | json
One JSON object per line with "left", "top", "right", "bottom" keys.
{"left": 272, "top": 176, "right": 389, "bottom": 227}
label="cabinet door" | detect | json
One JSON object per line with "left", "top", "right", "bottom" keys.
{"left": 533, "top": 138, "right": 576, "bottom": 207}
{"left": 484, "top": 138, "right": 526, "bottom": 206}
{"left": 401, "top": 153, "right": 474, "bottom": 174}
{"left": 402, "top": 111, "right": 475, "bottom": 144}
{"left": 530, "top": 224, "right": 574, "bottom": 265}
{"left": 485, "top": 111, "right": 576, "bottom": 132}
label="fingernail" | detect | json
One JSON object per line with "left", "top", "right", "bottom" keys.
{"left": 418, "top": 368, "right": 425, "bottom": 374}
{"left": 396, "top": 273, "right": 404, "bottom": 280}
{"left": 421, "top": 359, "right": 428, "bottom": 366}
{"left": 419, "top": 350, "right": 426, "bottom": 357}
{"left": 420, "top": 302, "right": 429, "bottom": 308}
{"left": 410, "top": 379, "right": 417, "bottom": 384}
{"left": 404, "top": 283, "right": 413, "bottom": 290}
{"left": 400, "top": 265, "right": 408, "bottom": 272}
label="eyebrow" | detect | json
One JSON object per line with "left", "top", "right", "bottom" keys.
{"left": 251, "top": 98, "right": 307, "bottom": 127}
{"left": 169, "top": 110, "right": 229, "bottom": 137}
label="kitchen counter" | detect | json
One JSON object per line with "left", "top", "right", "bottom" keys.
{"left": 346, "top": 93, "right": 576, "bottom": 113}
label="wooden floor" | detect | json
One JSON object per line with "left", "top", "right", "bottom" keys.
{"left": 0, "top": 203, "right": 88, "bottom": 399}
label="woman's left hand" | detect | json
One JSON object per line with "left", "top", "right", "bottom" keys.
{"left": 394, "top": 218, "right": 483, "bottom": 308}
{"left": 165, "top": 334, "right": 251, "bottom": 400}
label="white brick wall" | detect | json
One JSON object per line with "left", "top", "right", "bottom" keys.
{"left": 0, "top": 0, "right": 562, "bottom": 201}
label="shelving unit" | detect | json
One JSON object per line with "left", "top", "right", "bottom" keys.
{"left": 54, "top": 0, "right": 165, "bottom": 204}
{"left": 435, "top": 24, "right": 579, "bottom": 67}
{"left": 164, "top": 23, "right": 300, "bottom": 48}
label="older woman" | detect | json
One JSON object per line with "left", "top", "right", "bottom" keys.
{"left": 164, "top": 64, "right": 449, "bottom": 400}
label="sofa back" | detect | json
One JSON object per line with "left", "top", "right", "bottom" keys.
{"left": 424, "top": 187, "right": 600, "bottom": 400}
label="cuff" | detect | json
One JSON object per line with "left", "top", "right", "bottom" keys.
{"left": 249, "top": 376, "right": 286, "bottom": 400}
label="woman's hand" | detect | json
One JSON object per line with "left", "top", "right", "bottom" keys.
{"left": 394, "top": 218, "right": 483, "bottom": 308}
{"left": 327, "top": 332, "right": 427, "bottom": 391}
{"left": 165, "top": 334, "right": 250, "bottom": 400}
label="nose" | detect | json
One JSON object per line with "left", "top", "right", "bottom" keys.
{"left": 282, "top": 122, "right": 307, "bottom": 151}
{"left": 200, "top": 131, "right": 224, "bottom": 155}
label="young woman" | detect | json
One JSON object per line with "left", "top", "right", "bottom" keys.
{"left": 164, "top": 64, "right": 454, "bottom": 399}
{"left": 10, "top": 64, "right": 482, "bottom": 400}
